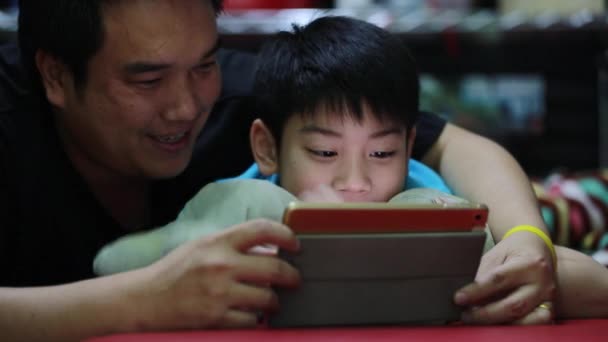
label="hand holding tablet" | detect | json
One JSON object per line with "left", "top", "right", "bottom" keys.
{"left": 269, "top": 200, "right": 489, "bottom": 327}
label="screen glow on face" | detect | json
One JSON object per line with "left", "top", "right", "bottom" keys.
{"left": 278, "top": 108, "right": 409, "bottom": 203}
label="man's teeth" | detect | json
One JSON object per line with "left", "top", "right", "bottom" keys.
{"left": 156, "top": 133, "right": 185, "bottom": 143}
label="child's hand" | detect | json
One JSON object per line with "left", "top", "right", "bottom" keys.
{"left": 454, "top": 232, "right": 556, "bottom": 325}
{"left": 298, "top": 184, "right": 344, "bottom": 203}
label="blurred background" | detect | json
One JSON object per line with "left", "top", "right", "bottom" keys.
{"left": 0, "top": 0, "right": 605, "bottom": 177}
{"left": 217, "top": 0, "right": 608, "bottom": 178}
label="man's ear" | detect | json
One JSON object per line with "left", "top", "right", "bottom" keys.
{"left": 35, "top": 50, "right": 70, "bottom": 108}
{"left": 406, "top": 126, "right": 417, "bottom": 159}
{"left": 250, "top": 118, "right": 279, "bottom": 176}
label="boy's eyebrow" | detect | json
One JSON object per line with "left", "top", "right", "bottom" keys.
{"left": 299, "top": 125, "right": 341, "bottom": 137}
{"left": 299, "top": 125, "right": 404, "bottom": 138}
{"left": 370, "top": 127, "right": 405, "bottom": 139}
{"left": 123, "top": 38, "right": 221, "bottom": 74}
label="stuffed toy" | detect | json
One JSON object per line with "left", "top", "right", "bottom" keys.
{"left": 93, "top": 180, "right": 480, "bottom": 275}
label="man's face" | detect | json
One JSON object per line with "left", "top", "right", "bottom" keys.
{"left": 55, "top": 0, "right": 220, "bottom": 180}
{"left": 277, "top": 106, "right": 412, "bottom": 202}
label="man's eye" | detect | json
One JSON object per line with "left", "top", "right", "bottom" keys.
{"left": 135, "top": 79, "right": 161, "bottom": 88}
{"left": 196, "top": 60, "right": 217, "bottom": 73}
{"left": 307, "top": 148, "right": 337, "bottom": 158}
{"left": 370, "top": 151, "right": 396, "bottom": 159}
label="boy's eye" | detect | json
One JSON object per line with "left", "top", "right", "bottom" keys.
{"left": 370, "top": 151, "right": 396, "bottom": 159}
{"left": 307, "top": 148, "right": 337, "bottom": 158}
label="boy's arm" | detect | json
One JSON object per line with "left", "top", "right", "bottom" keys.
{"left": 422, "top": 123, "right": 555, "bottom": 324}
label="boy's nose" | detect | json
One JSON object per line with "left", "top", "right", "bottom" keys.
{"left": 332, "top": 163, "right": 371, "bottom": 197}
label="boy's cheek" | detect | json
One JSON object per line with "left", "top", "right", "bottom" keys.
{"left": 297, "top": 184, "right": 344, "bottom": 203}
{"left": 282, "top": 166, "right": 332, "bottom": 197}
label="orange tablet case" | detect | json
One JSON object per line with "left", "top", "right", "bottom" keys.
{"left": 283, "top": 202, "right": 489, "bottom": 234}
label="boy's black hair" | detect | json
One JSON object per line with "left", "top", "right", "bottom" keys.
{"left": 18, "top": 0, "right": 223, "bottom": 93}
{"left": 253, "top": 15, "right": 420, "bottom": 145}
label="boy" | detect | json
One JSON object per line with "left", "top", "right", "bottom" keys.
{"left": 94, "top": 16, "right": 608, "bottom": 322}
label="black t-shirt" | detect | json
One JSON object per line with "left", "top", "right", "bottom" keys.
{"left": 0, "top": 45, "right": 446, "bottom": 286}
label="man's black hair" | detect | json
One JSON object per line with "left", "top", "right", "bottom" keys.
{"left": 18, "top": 0, "right": 223, "bottom": 92}
{"left": 253, "top": 15, "right": 420, "bottom": 145}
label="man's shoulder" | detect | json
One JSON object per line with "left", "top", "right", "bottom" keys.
{"left": 0, "top": 41, "right": 30, "bottom": 112}
{"left": 0, "top": 95, "right": 47, "bottom": 144}
{"left": 217, "top": 48, "right": 257, "bottom": 98}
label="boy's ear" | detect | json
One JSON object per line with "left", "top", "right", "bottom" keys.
{"left": 250, "top": 118, "right": 279, "bottom": 176}
{"left": 35, "top": 49, "right": 70, "bottom": 108}
{"left": 406, "top": 126, "right": 417, "bottom": 159}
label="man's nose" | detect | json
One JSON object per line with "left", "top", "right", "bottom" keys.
{"left": 163, "top": 78, "right": 204, "bottom": 121}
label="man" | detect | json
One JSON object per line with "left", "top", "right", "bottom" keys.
{"left": 0, "top": 1, "right": 555, "bottom": 340}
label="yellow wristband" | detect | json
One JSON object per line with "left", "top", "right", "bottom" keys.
{"left": 502, "top": 225, "right": 557, "bottom": 268}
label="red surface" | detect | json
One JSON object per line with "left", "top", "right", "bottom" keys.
{"left": 224, "top": 0, "right": 319, "bottom": 9}
{"left": 285, "top": 205, "right": 488, "bottom": 233}
{"left": 87, "top": 319, "right": 608, "bottom": 342}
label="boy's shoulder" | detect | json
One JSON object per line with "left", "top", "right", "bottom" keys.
{"left": 220, "top": 163, "right": 280, "bottom": 184}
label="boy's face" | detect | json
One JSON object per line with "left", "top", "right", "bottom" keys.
{"left": 252, "top": 105, "right": 415, "bottom": 202}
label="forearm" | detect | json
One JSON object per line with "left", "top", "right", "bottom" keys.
{"left": 555, "top": 246, "right": 608, "bottom": 319}
{"left": 0, "top": 273, "right": 141, "bottom": 342}
{"left": 422, "top": 123, "right": 547, "bottom": 239}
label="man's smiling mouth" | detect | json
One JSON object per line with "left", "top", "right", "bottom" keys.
{"left": 153, "top": 132, "right": 187, "bottom": 144}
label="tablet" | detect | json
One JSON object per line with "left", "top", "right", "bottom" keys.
{"left": 282, "top": 201, "right": 489, "bottom": 234}
{"left": 268, "top": 201, "right": 489, "bottom": 327}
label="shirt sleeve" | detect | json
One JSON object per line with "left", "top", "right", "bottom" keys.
{"left": 217, "top": 48, "right": 257, "bottom": 99}
{"left": 0, "top": 114, "right": 17, "bottom": 284}
{"left": 411, "top": 111, "right": 447, "bottom": 160}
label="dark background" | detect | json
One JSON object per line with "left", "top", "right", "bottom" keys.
{"left": 219, "top": 0, "right": 608, "bottom": 177}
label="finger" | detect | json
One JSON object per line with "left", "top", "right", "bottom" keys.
{"left": 461, "top": 283, "right": 540, "bottom": 324}
{"left": 234, "top": 253, "right": 301, "bottom": 287}
{"left": 511, "top": 302, "right": 554, "bottom": 325}
{"left": 475, "top": 246, "right": 505, "bottom": 279}
{"left": 225, "top": 219, "right": 299, "bottom": 253}
{"left": 455, "top": 258, "right": 533, "bottom": 306}
{"left": 247, "top": 244, "right": 278, "bottom": 256}
{"left": 228, "top": 282, "right": 279, "bottom": 312}
{"left": 218, "top": 310, "right": 258, "bottom": 329}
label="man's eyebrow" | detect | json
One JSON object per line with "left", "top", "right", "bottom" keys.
{"left": 123, "top": 38, "right": 222, "bottom": 74}
{"left": 202, "top": 38, "right": 221, "bottom": 59}
{"left": 370, "top": 127, "right": 404, "bottom": 139}
{"left": 299, "top": 124, "right": 341, "bottom": 137}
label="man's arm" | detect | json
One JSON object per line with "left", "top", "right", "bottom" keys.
{"left": 0, "top": 274, "right": 141, "bottom": 342}
{"left": 421, "top": 123, "right": 547, "bottom": 236}
{"left": 0, "top": 220, "right": 300, "bottom": 341}
{"left": 421, "top": 123, "right": 556, "bottom": 324}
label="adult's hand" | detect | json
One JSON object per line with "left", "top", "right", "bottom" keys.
{"left": 454, "top": 231, "right": 556, "bottom": 325}
{"left": 127, "top": 218, "right": 301, "bottom": 330}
